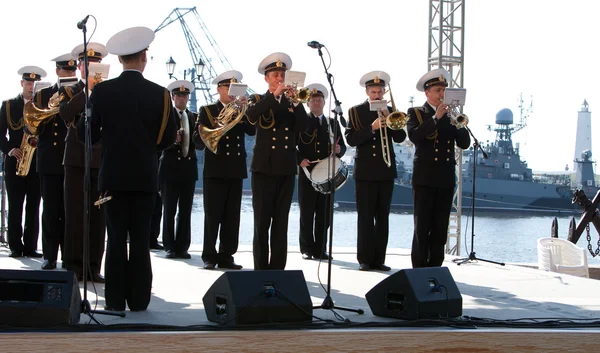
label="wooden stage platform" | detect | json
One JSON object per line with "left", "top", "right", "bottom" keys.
{"left": 1, "top": 244, "right": 599, "bottom": 352}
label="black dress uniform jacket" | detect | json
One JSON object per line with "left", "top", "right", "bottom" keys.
{"left": 407, "top": 103, "right": 470, "bottom": 188}
{"left": 0, "top": 94, "right": 41, "bottom": 255}
{"left": 159, "top": 108, "right": 199, "bottom": 183}
{"left": 60, "top": 81, "right": 102, "bottom": 168}
{"left": 407, "top": 102, "right": 470, "bottom": 268}
{"left": 80, "top": 70, "right": 177, "bottom": 311}
{"left": 248, "top": 92, "right": 308, "bottom": 175}
{"left": 345, "top": 100, "right": 406, "bottom": 180}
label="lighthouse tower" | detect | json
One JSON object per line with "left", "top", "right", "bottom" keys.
{"left": 574, "top": 100, "right": 592, "bottom": 170}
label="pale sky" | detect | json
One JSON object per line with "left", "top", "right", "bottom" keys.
{"left": 1, "top": 0, "right": 598, "bottom": 172}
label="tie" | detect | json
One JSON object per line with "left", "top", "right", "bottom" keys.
{"left": 180, "top": 110, "right": 190, "bottom": 157}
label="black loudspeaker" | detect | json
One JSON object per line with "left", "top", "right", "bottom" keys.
{"left": 0, "top": 270, "right": 81, "bottom": 326}
{"left": 365, "top": 267, "right": 462, "bottom": 320}
{"left": 203, "top": 270, "right": 313, "bottom": 325}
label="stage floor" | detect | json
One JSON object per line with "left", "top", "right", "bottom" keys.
{"left": 1, "top": 244, "right": 599, "bottom": 352}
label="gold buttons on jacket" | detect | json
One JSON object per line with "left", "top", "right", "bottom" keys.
{"left": 226, "top": 144, "right": 229, "bottom": 147}
{"left": 273, "top": 128, "right": 277, "bottom": 132}
{"left": 272, "top": 137, "right": 276, "bottom": 141}
{"left": 226, "top": 136, "right": 230, "bottom": 139}
{"left": 285, "top": 136, "right": 288, "bottom": 140}
{"left": 435, "top": 140, "right": 439, "bottom": 143}
{"left": 237, "top": 144, "right": 240, "bottom": 147}
{"left": 435, "top": 148, "right": 438, "bottom": 152}
{"left": 372, "top": 145, "right": 376, "bottom": 148}
{"left": 317, "top": 142, "right": 320, "bottom": 145}
{"left": 237, "top": 136, "right": 240, "bottom": 139}
{"left": 285, "top": 127, "right": 289, "bottom": 131}
{"left": 238, "top": 152, "right": 241, "bottom": 156}
{"left": 54, "top": 123, "right": 58, "bottom": 127}
{"left": 373, "top": 153, "right": 376, "bottom": 156}
{"left": 317, "top": 150, "right": 320, "bottom": 153}
{"left": 447, "top": 140, "right": 450, "bottom": 144}
{"left": 284, "top": 145, "right": 288, "bottom": 149}
{"left": 53, "top": 142, "right": 57, "bottom": 146}
{"left": 226, "top": 152, "right": 230, "bottom": 155}
{"left": 447, "top": 149, "right": 450, "bottom": 152}
{"left": 178, "top": 157, "right": 181, "bottom": 160}
{"left": 272, "top": 146, "right": 275, "bottom": 149}
{"left": 434, "top": 157, "right": 438, "bottom": 161}
{"left": 446, "top": 158, "right": 450, "bottom": 161}
{"left": 54, "top": 132, "right": 58, "bottom": 136}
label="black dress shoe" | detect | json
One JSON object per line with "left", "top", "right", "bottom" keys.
{"left": 165, "top": 250, "right": 178, "bottom": 259}
{"left": 24, "top": 251, "right": 43, "bottom": 258}
{"left": 178, "top": 252, "right": 192, "bottom": 259}
{"left": 218, "top": 262, "right": 243, "bottom": 270}
{"left": 91, "top": 273, "right": 105, "bottom": 283}
{"left": 359, "top": 263, "right": 371, "bottom": 271}
{"left": 149, "top": 242, "right": 164, "bottom": 250}
{"left": 374, "top": 264, "right": 391, "bottom": 271}
{"left": 313, "top": 252, "right": 332, "bottom": 260}
{"left": 41, "top": 260, "right": 57, "bottom": 270}
{"left": 301, "top": 253, "right": 313, "bottom": 260}
{"left": 203, "top": 262, "right": 216, "bottom": 270}
{"left": 8, "top": 251, "right": 23, "bottom": 258}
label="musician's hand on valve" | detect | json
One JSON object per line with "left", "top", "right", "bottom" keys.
{"left": 273, "top": 82, "right": 287, "bottom": 98}
{"left": 9, "top": 148, "right": 23, "bottom": 160}
{"left": 435, "top": 103, "right": 448, "bottom": 120}
{"left": 300, "top": 158, "right": 311, "bottom": 168}
{"left": 237, "top": 96, "right": 248, "bottom": 104}
{"left": 371, "top": 118, "right": 383, "bottom": 132}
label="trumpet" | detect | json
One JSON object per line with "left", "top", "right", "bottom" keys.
{"left": 284, "top": 83, "right": 311, "bottom": 104}
{"left": 377, "top": 83, "right": 407, "bottom": 168}
{"left": 448, "top": 103, "right": 468, "bottom": 129}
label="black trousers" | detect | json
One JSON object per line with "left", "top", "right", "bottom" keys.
{"left": 355, "top": 179, "right": 393, "bottom": 266}
{"left": 202, "top": 178, "right": 243, "bottom": 264}
{"left": 251, "top": 173, "right": 295, "bottom": 270}
{"left": 63, "top": 166, "right": 106, "bottom": 275}
{"left": 40, "top": 174, "right": 64, "bottom": 262}
{"left": 298, "top": 171, "right": 330, "bottom": 257}
{"left": 411, "top": 185, "right": 454, "bottom": 268}
{"left": 150, "top": 192, "right": 162, "bottom": 245}
{"left": 4, "top": 158, "right": 40, "bottom": 254}
{"left": 104, "top": 191, "right": 155, "bottom": 311}
{"left": 161, "top": 181, "right": 195, "bottom": 254}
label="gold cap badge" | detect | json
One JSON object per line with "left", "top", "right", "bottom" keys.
{"left": 374, "top": 76, "right": 380, "bottom": 84}
{"left": 87, "top": 48, "right": 95, "bottom": 57}
{"left": 275, "top": 59, "right": 283, "bottom": 68}
{"left": 230, "top": 77, "right": 237, "bottom": 83}
{"left": 29, "top": 72, "right": 36, "bottom": 79}
{"left": 180, "top": 85, "right": 186, "bottom": 92}
{"left": 68, "top": 59, "right": 75, "bottom": 66}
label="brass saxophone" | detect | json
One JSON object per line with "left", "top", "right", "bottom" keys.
{"left": 15, "top": 133, "right": 37, "bottom": 177}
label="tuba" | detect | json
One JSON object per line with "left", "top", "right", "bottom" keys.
{"left": 200, "top": 98, "right": 248, "bottom": 154}
{"left": 378, "top": 83, "right": 408, "bottom": 168}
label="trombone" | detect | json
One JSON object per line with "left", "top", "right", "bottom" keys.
{"left": 377, "top": 83, "right": 407, "bottom": 168}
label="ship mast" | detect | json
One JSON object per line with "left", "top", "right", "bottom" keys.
{"left": 428, "top": 0, "right": 465, "bottom": 256}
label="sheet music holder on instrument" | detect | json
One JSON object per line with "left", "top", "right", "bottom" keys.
{"left": 284, "top": 70, "right": 306, "bottom": 87}
{"left": 58, "top": 76, "right": 79, "bottom": 88}
{"left": 228, "top": 83, "right": 248, "bottom": 97}
{"left": 369, "top": 100, "right": 388, "bottom": 111}
{"left": 443, "top": 88, "right": 467, "bottom": 106}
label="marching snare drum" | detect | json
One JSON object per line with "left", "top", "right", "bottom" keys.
{"left": 309, "top": 157, "right": 348, "bottom": 194}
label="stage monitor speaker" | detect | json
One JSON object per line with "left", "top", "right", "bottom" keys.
{"left": 203, "top": 270, "right": 313, "bottom": 325}
{"left": 365, "top": 267, "right": 462, "bottom": 320}
{"left": 0, "top": 270, "right": 81, "bottom": 326}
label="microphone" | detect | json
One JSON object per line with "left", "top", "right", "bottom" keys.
{"left": 77, "top": 15, "right": 90, "bottom": 29}
{"left": 307, "top": 41, "right": 324, "bottom": 49}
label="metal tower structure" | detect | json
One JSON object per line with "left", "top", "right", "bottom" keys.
{"left": 155, "top": 7, "right": 255, "bottom": 112}
{"left": 428, "top": 0, "right": 466, "bottom": 255}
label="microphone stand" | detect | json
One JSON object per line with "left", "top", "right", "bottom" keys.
{"left": 78, "top": 21, "right": 125, "bottom": 321}
{"left": 453, "top": 124, "right": 504, "bottom": 266}
{"left": 311, "top": 45, "right": 363, "bottom": 320}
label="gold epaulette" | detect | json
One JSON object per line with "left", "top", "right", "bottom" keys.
{"left": 64, "top": 86, "right": 75, "bottom": 99}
